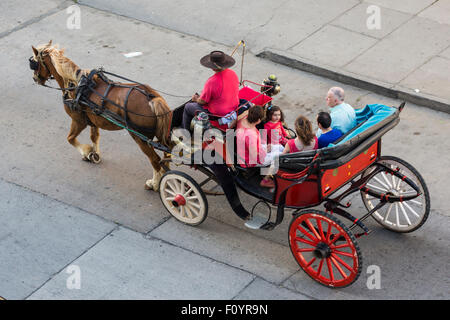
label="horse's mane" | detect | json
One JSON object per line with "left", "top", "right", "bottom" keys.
{"left": 36, "top": 42, "right": 88, "bottom": 86}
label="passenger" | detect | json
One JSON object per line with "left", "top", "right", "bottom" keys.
{"left": 260, "top": 115, "right": 317, "bottom": 188}
{"left": 317, "top": 111, "right": 343, "bottom": 148}
{"left": 236, "top": 105, "right": 266, "bottom": 167}
{"left": 182, "top": 51, "right": 239, "bottom": 130}
{"left": 283, "top": 115, "right": 318, "bottom": 154}
{"left": 263, "top": 105, "right": 289, "bottom": 146}
{"left": 318, "top": 87, "right": 356, "bottom": 136}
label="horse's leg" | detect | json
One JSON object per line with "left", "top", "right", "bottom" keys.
{"left": 130, "top": 133, "right": 166, "bottom": 191}
{"left": 67, "top": 119, "right": 93, "bottom": 160}
{"left": 88, "top": 126, "right": 101, "bottom": 163}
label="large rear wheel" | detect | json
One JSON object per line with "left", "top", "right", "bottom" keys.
{"left": 289, "top": 210, "right": 362, "bottom": 288}
{"left": 361, "top": 156, "right": 430, "bottom": 233}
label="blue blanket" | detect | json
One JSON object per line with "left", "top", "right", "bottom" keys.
{"left": 330, "top": 104, "right": 397, "bottom": 146}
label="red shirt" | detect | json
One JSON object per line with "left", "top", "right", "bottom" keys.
{"left": 236, "top": 127, "right": 266, "bottom": 167}
{"left": 200, "top": 69, "right": 239, "bottom": 117}
{"left": 287, "top": 137, "right": 318, "bottom": 153}
{"left": 263, "top": 121, "right": 288, "bottom": 146}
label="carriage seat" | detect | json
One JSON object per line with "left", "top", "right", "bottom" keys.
{"left": 278, "top": 103, "right": 403, "bottom": 172}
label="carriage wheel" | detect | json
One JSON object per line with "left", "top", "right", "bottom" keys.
{"left": 289, "top": 210, "right": 362, "bottom": 288}
{"left": 159, "top": 171, "right": 208, "bottom": 226}
{"left": 361, "top": 156, "right": 430, "bottom": 233}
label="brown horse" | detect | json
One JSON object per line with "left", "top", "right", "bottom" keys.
{"left": 30, "top": 41, "right": 172, "bottom": 191}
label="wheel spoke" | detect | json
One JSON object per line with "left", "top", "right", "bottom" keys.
{"left": 316, "top": 259, "right": 324, "bottom": 277}
{"left": 183, "top": 187, "right": 194, "bottom": 197}
{"left": 328, "top": 232, "right": 344, "bottom": 245}
{"left": 165, "top": 188, "right": 177, "bottom": 197}
{"left": 306, "top": 257, "right": 316, "bottom": 268}
{"left": 333, "top": 250, "right": 354, "bottom": 258}
{"left": 331, "top": 243, "right": 350, "bottom": 250}
{"left": 316, "top": 218, "right": 326, "bottom": 241}
{"left": 184, "top": 205, "right": 194, "bottom": 219}
{"left": 373, "top": 176, "right": 390, "bottom": 190}
{"left": 305, "top": 219, "right": 321, "bottom": 241}
{"left": 395, "top": 203, "right": 400, "bottom": 226}
{"left": 180, "top": 206, "right": 186, "bottom": 218}
{"left": 326, "top": 223, "right": 332, "bottom": 242}
{"left": 326, "top": 258, "right": 334, "bottom": 282}
{"left": 367, "top": 183, "right": 388, "bottom": 193}
{"left": 294, "top": 236, "right": 316, "bottom": 247}
{"left": 188, "top": 201, "right": 201, "bottom": 209}
{"left": 165, "top": 196, "right": 175, "bottom": 202}
{"left": 399, "top": 202, "right": 412, "bottom": 225}
{"left": 409, "top": 199, "right": 422, "bottom": 206}
{"left": 186, "top": 203, "right": 199, "bottom": 217}
{"left": 381, "top": 172, "right": 393, "bottom": 189}
{"left": 297, "top": 248, "right": 315, "bottom": 253}
{"left": 403, "top": 201, "right": 421, "bottom": 218}
{"left": 331, "top": 254, "right": 354, "bottom": 273}
{"left": 384, "top": 203, "right": 393, "bottom": 222}
{"left": 167, "top": 180, "right": 179, "bottom": 194}
{"left": 330, "top": 256, "right": 347, "bottom": 278}
{"left": 297, "top": 225, "right": 318, "bottom": 243}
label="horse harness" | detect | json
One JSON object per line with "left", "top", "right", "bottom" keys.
{"left": 63, "top": 69, "right": 163, "bottom": 136}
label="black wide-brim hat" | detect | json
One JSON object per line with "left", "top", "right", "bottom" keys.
{"left": 200, "top": 50, "right": 235, "bottom": 70}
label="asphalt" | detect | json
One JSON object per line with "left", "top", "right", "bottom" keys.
{"left": 0, "top": 0, "right": 449, "bottom": 300}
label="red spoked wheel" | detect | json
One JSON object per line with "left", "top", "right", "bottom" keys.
{"left": 289, "top": 210, "right": 362, "bottom": 288}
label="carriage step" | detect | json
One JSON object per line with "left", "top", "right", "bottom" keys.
{"left": 244, "top": 212, "right": 270, "bottom": 230}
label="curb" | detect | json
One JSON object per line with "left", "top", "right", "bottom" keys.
{"left": 257, "top": 50, "right": 450, "bottom": 114}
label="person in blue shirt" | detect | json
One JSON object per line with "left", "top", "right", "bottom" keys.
{"left": 317, "top": 111, "right": 343, "bottom": 148}
{"left": 317, "top": 87, "right": 356, "bottom": 137}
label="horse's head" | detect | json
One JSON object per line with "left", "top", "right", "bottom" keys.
{"left": 29, "top": 40, "right": 55, "bottom": 85}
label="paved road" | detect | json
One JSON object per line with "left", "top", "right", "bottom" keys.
{"left": 0, "top": 1, "right": 448, "bottom": 300}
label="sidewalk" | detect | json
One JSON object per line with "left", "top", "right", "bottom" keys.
{"left": 79, "top": 0, "right": 450, "bottom": 113}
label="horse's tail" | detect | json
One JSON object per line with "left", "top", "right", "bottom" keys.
{"left": 149, "top": 96, "right": 172, "bottom": 147}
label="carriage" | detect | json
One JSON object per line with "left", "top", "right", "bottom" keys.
{"left": 157, "top": 84, "right": 430, "bottom": 288}
{"left": 29, "top": 42, "right": 430, "bottom": 288}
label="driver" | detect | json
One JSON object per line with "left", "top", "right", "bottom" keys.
{"left": 182, "top": 51, "right": 240, "bottom": 130}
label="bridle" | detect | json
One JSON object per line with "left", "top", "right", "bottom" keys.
{"left": 29, "top": 50, "right": 54, "bottom": 83}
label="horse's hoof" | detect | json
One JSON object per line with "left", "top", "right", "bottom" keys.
{"left": 145, "top": 180, "right": 153, "bottom": 190}
{"left": 88, "top": 152, "right": 101, "bottom": 164}
{"left": 144, "top": 183, "right": 153, "bottom": 190}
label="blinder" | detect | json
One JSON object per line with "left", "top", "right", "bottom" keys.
{"left": 29, "top": 56, "right": 39, "bottom": 71}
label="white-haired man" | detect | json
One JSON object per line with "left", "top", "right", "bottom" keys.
{"left": 318, "top": 87, "right": 356, "bottom": 137}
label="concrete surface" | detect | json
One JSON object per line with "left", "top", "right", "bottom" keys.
{"left": 0, "top": 178, "right": 115, "bottom": 300}
{"left": 28, "top": 227, "right": 255, "bottom": 299}
{"left": 0, "top": 1, "right": 448, "bottom": 300}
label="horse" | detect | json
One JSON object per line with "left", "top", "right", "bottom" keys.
{"left": 29, "top": 40, "right": 172, "bottom": 191}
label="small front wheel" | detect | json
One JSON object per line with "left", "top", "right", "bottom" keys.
{"left": 289, "top": 210, "right": 362, "bottom": 288}
{"left": 159, "top": 171, "right": 208, "bottom": 226}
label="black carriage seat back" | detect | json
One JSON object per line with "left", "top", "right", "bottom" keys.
{"left": 278, "top": 103, "right": 403, "bottom": 172}
{"left": 169, "top": 103, "right": 187, "bottom": 131}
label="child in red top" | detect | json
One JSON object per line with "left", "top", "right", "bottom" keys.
{"left": 260, "top": 115, "right": 318, "bottom": 188}
{"left": 263, "top": 106, "right": 290, "bottom": 146}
